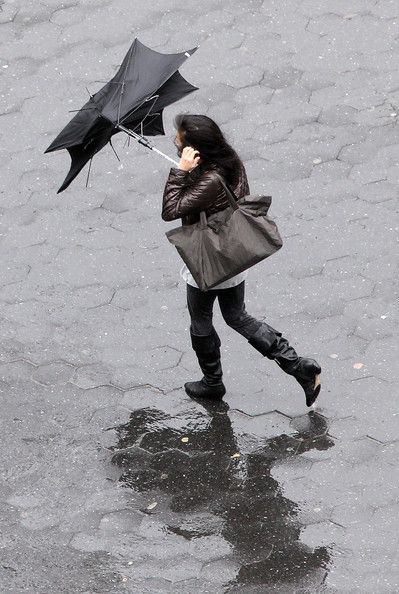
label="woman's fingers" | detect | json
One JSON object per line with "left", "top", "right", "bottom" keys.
{"left": 178, "top": 146, "right": 200, "bottom": 171}
{"left": 183, "top": 146, "right": 199, "bottom": 157}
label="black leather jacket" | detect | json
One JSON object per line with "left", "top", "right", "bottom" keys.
{"left": 162, "top": 163, "right": 250, "bottom": 226}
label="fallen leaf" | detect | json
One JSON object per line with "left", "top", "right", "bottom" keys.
{"left": 231, "top": 453, "right": 240, "bottom": 459}
{"left": 181, "top": 437, "right": 189, "bottom": 443}
{"left": 353, "top": 362, "right": 364, "bottom": 369}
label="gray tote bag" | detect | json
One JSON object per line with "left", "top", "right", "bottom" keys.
{"left": 165, "top": 175, "right": 283, "bottom": 291}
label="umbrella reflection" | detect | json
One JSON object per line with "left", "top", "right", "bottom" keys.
{"left": 111, "top": 400, "right": 334, "bottom": 590}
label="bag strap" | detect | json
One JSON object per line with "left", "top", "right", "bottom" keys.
{"left": 213, "top": 173, "right": 240, "bottom": 211}
{"left": 199, "top": 172, "right": 239, "bottom": 229}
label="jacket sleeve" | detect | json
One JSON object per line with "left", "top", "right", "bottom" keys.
{"left": 161, "top": 167, "right": 222, "bottom": 222}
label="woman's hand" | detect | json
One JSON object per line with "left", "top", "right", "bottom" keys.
{"left": 178, "top": 146, "right": 201, "bottom": 172}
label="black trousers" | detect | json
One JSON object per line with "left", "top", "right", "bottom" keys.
{"left": 186, "top": 281, "right": 262, "bottom": 339}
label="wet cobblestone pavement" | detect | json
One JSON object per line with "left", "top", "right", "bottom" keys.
{"left": 1, "top": 0, "right": 399, "bottom": 592}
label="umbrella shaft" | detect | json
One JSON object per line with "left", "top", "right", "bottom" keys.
{"left": 117, "top": 124, "right": 179, "bottom": 167}
{"left": 152, "top": 147, "right": 179, "bottom": 166}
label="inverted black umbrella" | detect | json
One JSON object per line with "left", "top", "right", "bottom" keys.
{"left": 45, "top": 38, "right": 198, "bottom": 193}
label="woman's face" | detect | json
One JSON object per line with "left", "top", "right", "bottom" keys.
{"left": 174, "top": 130, "right": 185, "bottom": 157}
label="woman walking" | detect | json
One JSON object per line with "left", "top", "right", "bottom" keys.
{"left": 162, "top": 114, "right": 321, "bottom": 406}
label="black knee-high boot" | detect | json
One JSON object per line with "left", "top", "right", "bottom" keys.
{"left": 248, "top": 323, "right": 321, "bottom": 407}
{"left": 184, "top": 328, "right": 226, "bottom": 399}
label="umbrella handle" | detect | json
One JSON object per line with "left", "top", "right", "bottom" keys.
{"left": 117, "top": 124, "right": 179, "bottom": 167}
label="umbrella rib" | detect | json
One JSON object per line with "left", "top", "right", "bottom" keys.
{"left": 116, "top": 82, "right": 125, "bottom": 126}
{"left": 68, "top": 107, "right": 98, "bottom": 113}
{"left": 86, "top": 157, "right": 93, "bottom": 188}
{"left": 139, "top": 95, "right": 159, "bottom": 131}
{"left": 118, "top": 97, "right": 147, "bottom": 126}
{"left": 128, "top": 113, "right": 160, "bottom": 135}
{"left": 109, "top": 138, "right": 120, "bottom": 162}
{"left": 118, "top": 93, "right": 159, "bottom": 127}
{"left": 118, "top": 94, "right": 160, "bottom": 138}
{"left": 117, "top": 41, "right": 135, "bottom": 125}
{"left": 141, "top": 113, "right": 161, "bottom": 134}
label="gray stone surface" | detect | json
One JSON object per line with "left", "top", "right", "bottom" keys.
{"left": 1, "top": 0, "right": 398, "bottom": 592}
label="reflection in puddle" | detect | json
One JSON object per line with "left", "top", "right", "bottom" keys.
{"left": 111, "top": 399, "right": 334, "bottom": 591}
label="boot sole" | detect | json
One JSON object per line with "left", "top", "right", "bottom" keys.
{"left": 184, "top": 382, "right": 226, "bottom": 400}
{"left": 306, "top": 374, "right": 321, "bottom": 407}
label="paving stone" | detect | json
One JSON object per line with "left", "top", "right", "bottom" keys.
{"left": 362, "top": 336, "right": 399, "bottom": 382}
{"left": 0, "top": 359, "right": 37, "bottom": 383}
{"left": 200, "top": 557, "right": 240, "bottom": 584}
{"left": 362, "top": 411, "right": 399, "bottom": 444}
{"left": 328, "top": 417, "right": 367, "bottom": 441}
{"left": 271, "top": 456, "right": 313, "bottom": 484}
{"left": 0, "top": 338, "right": 26, "bottom": 363}
{"left": 99, "top": 509, "right": 143, "bottom": 533}
{"left": 187, "top": 534, "right": 233, "bottom": 561}
{"left": 32, "top": 361, "right": 75, "bottom": 385}
{"left": 115, "top": 576, "right": 176, "bottom": 594}
{"left": 291, "top": 412, "right": 330, "bottom": 439}
{"left": 294, "top": 502, "right": 334, "bottom": 527}
{"left": 379, "top": 442, "right": 399, "bottom": 467}
{"left": 69, "top": 530, "right": 142, "bottom": 555}
{"left": 318, "top": 104, "right": 359, "bottom": 127}
{"left": 133, "top": 555, "right": 204, "bottom": 582}
{"left": 330, "top": 501, "right": 375, "bottom": 528}
{"left": 229, "top": 410, "right": 294, "bottom": 439}
{"left": 300, "top": 521, "right": 346, "bottom": 548}
{"left": 83, "top": 488, "right": 129, "bottom": 514}
{"left": 89, "top": 405, "right": 131, "bottom": 429}
{"left": 319, "top": 334, "right": 369, "bottom": 361}
{"left": 171, "top": 578, "right": 219, "bottom": 594}
{"left": 168, "top": 512, "right": 225, "bottom": 539}
{"left": 338, "top": 437, "right": 382, "bottom": 465}
{"left": 71, "top": 363, "right": 115, "bottom": 389}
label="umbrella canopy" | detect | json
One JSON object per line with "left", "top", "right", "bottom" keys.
{"left": 45, "top": 38, "right": 198, "bottom": 193}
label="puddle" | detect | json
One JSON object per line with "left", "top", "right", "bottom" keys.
{"left": 110, "top": 399, "right": 334, "bottom": 591}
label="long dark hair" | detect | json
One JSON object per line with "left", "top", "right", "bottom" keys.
{"left": 174, "top": 114, "right": 243, "bottom": 187}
